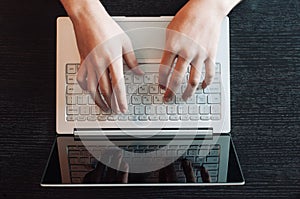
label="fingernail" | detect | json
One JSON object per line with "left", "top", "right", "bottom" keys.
{"left": 159, "top": 84, "right": 166, "bottom": 90}
{"left": 202, "top": 81, "right": 207, "bottom": 89}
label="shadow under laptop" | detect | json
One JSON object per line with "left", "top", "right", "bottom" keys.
{"left": 41, "top": 134, "right": 244, "bottom": 186}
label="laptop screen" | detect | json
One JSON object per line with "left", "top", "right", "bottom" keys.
{"left": 41, "top": 135, "right": 244, "bottom": 186}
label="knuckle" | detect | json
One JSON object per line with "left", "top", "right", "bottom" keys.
{"left": 189, "top": 79, "right": 199, "bottom": 88}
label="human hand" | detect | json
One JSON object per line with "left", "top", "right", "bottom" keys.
{"left": 159, "top": 159, "right": 211, "bottom": 183}
{"left": 61, "top": 0, "right": 143, "bottom": 113}
{"left": 83, "top": 149, "right": 129, "bottom": 183}
{"left": 159, "top": 0, "right": 240, "bottom": 102}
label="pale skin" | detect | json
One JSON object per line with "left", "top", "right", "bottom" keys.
{"left": 60, "top": 0, "right": 241, "bottom": 113}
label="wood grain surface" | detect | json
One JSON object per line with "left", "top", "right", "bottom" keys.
{"left": 0, "top": 0, "right": 299, "bottom": 198}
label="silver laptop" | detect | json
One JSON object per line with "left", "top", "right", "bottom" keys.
{"left": 41, "top": 16, "right": 244, "bottom": 186}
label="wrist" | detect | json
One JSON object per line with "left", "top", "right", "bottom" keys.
{"left": 60, "top": 0, "right": 108, "bottom": 21}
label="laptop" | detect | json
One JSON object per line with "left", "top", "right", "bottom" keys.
{"left": 41, "top": 16, "right": 245, "bottom": 186}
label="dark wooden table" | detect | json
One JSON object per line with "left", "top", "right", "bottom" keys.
{"left": 0, "top": 0, "right": 299, "bottom": 198}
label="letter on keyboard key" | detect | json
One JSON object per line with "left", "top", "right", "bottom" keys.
{"left": 188, "top": 105, "right": 199, "bottom": 115}
{"left": 196, "top": 94, "right": 207, "bottom": 104}
{"left": 80, "top": 106, "right": 90, "bottom": 115}
{"left": 134, "top": 106, "right": 145, "bottom": 115}
{"left": 66, "top": 64, "right": 77, "bottom": 74}
{"left": 167, "top": 105, "right": 177, "bottom": 115}
{"left": 144, "top": 74, "right": 154, "bottom": 84}
{"left": 67, "top": 106, "right": 79, "bottom": 115}
{"left": 153, "top": 96, "right": 163, "bottom": 104}
{"left": 211, "top": 115, "right": 221, "bottom": 120}
{"left": 204, "top": 83, "right": 221, "bottom": 94}
{"left": 132, "top": 95, "right": 142, "bottom": 105}
{"left": 134, "top": 75, "right": 143, "bottom": 84}
{"left": 146, "top": 106, "right": 155, "bottom": 115}
{"left": 142, "top": 96, "right": 152, "bottom": 104}
{"left": 66, "top": 96, "right": 76, "bottom": 105}
{"left": 138, "top": 116, "right": 148, "bottom": 121}
{"left": 208, "top": 94, "right": 221, "bottom": 104}
{"left": 178, "top": 106, "right": 188, "bottom": 115}
{"left": 157, "top": 106, "right": 166, "bottom": 115}
{"left": 149, "top": 85, "right": 159, "bottom": 94}
{"left": 169, "top": 115, "right": 179, "bottom": 121}
{"left": 211, "top": 104, "right": 221, "bottom": 114}
{"left": 67, "top": 75, "right": 77, "bottom": 84}
{"left": 67, "top": 85, "right": 82, "bottom": 94}
{"left": 138, "top": 85, "right": 148, "bottom": 94}
{"left": 200, "top": 105, "right": 210, "bottom": 115}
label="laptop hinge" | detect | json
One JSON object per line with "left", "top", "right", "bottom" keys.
{"left": 74, "top": 128, "right": 213, "bottom": 140}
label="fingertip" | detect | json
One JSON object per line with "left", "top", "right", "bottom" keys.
{"left": 201, "top": 81, "right": 207, "bottom": 89}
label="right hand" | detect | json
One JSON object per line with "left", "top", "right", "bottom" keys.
{"left": 61, "top": 0, "right": 143, "bottom": 113}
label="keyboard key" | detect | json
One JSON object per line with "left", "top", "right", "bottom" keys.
{"left": 144, "top": 74, "right": 154, "bottom": 84}
{"left": 132, "top": 95, "right": 142, "bottom": 105}
{"left": 175, "top": 95, "right": 185, "bottom": 104}
{"left": 159, "top": 116, "right": 168, "bottom": 121}
{"left": 169, "top": 115, "right": 180, "bottom": 121}
{"left": 149, "top": 85, "right": 159, "bottom": 94}
{"left": 208, "top": 94, "right": 221, "bottom": 104}
{"left": 134, "top": 75, "right": 143, "bottom": 84}
{"left": 157, "top": 106, "right": 167, "bottom": 115}
{"left": 77, "top": 95, "right": 88, "bottom": 105}
{"left": 138, "top": 85, "right": 148, "bottom": 94}
{"left": 128, "top": 116, "right": 138, "bottom": 121}
{"left": 204, "top": 83, "right": 221, "bottom": 94}
{"left": 200, "top": 105, "right": 210, "bottom": 115}
{"left": 127, "top": 85, "right": 138, "bottom": 94}
{"left": 178, "top": 106, "right": 188, "bottom": 115}
{"left": 208, "top": 170, "right": 218, "bottom": 177}
{"left": 215, "top": 63, "right": 221, "bottom": 73}
{"left": 91, "top": 106, "right": 100, "bottom": 115}
{"left": 118, "top": 116, "right": 127, "bottom": 121}
{"left": 138, "top": 116, "right": 148, "bottom": 121}
{"left": 188, "top": 105, "right": 199, "bottom": 115}
{"left": 80, "top": 106, "right": 90, "bottom": 115}
{"left": 167, "top": 105, "right": 177, "bottom": 115}
{"left": 186, "top": 96, "right": 196, "bottom": 104}
{"left": 67, "top": 85, "right": 82, "bottom": 94}
{"left": 181, "top": 115, "right": 189, "bottom": 121}
{"left": 77, "top": 116, "right": 86, "bottom": 121}
{"left": 146, "top": 106, "right": 155, "bottom": 115}
{"left": 206, "top": 157, "right": 219, "bottom": 164}
{"left": 88, "top": 96, "right": 95, "bottom": 105}
{"left": 97, "top": 116, "right": 107, "bottom": 121}
{"left": 66, "top": 115, "right": 76, "bottom": 121}
{"left": 209, "top": 149, "right": 220, "bottom": 156}
{"left": 66, "top": 64, "right": 77, "bottom": 74}
{"left": 202, "top": 164, "right": 218, "bottom": 170}
{"left": 87, "top": 116, "right": 97, "bottom": 121}
{"left": 108, "top": 116, "right": 118, "bottom": 121}
{"left": 142, "top": 96, "right": 152, "bottom": 104}
{"left": 66, "top": 75, "right": 77, "bottom": 84}
{"left": 200, "top": 116, "right": 210, "bottom": 120}
{"left": 211, "top": 104, "right": 221, "bottom": 114}
{"left": 134, "top": 106, "right": 145, "bottom": 115}
{"left": 149, "top": 116, "right": 159, "bottom": 121}
{"left": 153, "top": 96, "right": 163, "bottom": 104}
{"left": 190, "top": 116, "right": 200, "bottom": 121}
{"left": 124, "top": 74, "right": 132, "bottom": 83}
{"left": 196, "top": 94, "right": 207, "bottom": 104}
{"left": 67, "top": 106, "right": 79, "bottom": 115}
{"left": 66, "top": 96, "right": 76, "bottom": 105}
{"left": 211, "top": 115, "right": 221, "bottom": 120}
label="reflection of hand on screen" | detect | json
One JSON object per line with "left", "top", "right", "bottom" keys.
{"left": 83, "top": 149, "right": 129, "bottom": 183}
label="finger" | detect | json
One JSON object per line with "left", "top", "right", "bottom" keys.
{"left": 77, "top": 64, "right": 88, "bottom": 91}
{"left": 164, "top": 56, "right": 189, "bottom": 102}
{"left": 82, "top": 162, "right": 106, "bottom": 184}
{"left": 159, "top": 50, "right": 176, "bottom": 89}
{"left": 98, "top": 69, "right": 113, "bottom": 109}
{"left": 122, "top": 38, "right": 144, "bottom": 75}
{"left": 116, "top": 161, "right": 129, "bottom": 183}
{"left": 182, "top": 63, "right": 203, "bottom": 101}
{"left": 104, "top": 150, "right": 123, "bottom": 182}
{"left": 200, "top": 165, "right": 211, "bottom": 183}
{"left": 202, "top": 58, "right": 215, "bottom": 89}
{"left": 158, "top": 166, "right": 167, "bottom": 183}
{"left": 181, "top": 159, "right": 196, "bottom": 183}
{"left": 87, "top": 72, "right": 109, "bottom": 112}
{"left": 109, "top": 57, "right": 127, "bottom": 113}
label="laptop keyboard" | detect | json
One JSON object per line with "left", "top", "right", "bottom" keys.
{"left": 65, "top": 63, "right": 221, "bottom": 122}
{"left": 67, "top": 144, "right": 220, "bottom": 183}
